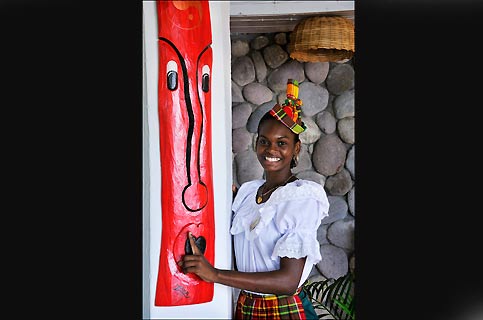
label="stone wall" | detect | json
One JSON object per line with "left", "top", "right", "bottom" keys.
{"left": 230, "top": 32, "right": 355, "bottom": 283}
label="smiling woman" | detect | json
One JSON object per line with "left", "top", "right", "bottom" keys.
{"left": 180, "top": 79, "right": 329, "bottom": 319}
{"left": 254, "top": 114, "right": 300, "bottom": 204}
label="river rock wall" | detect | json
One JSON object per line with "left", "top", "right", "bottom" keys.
{"left": 230, "top": 32, "right": 355, "bottom": 282}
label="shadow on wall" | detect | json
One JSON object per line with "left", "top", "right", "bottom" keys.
{"left": 230, "top": 31, "right": 355, "bottom": 286}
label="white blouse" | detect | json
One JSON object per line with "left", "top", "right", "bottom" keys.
{"left": 230, "top": 178, "right": 329, "bottom": 292}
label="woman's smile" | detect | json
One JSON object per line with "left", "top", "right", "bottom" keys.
{"left": 264, "top": 156, "right": 281, "bottom": 162}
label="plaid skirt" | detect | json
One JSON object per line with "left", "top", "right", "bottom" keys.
{"left": 234, "top": 288, "right": 306, "bottom": 319}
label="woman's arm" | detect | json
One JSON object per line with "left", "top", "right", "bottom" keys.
{"left": 180, "top": 233, "right": 305, "bottom": 295}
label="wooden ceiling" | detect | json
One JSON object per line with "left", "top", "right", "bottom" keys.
{"left": 230, "top": 10, "right": 354, "bottom": 34}
{"left": 229, "top": 1, "right": 354, "bottom": 34}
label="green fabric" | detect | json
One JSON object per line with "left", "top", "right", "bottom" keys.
{"left": 299, "top": 289, "right": 318, "bottom": 319}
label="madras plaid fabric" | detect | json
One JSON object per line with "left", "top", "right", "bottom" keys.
{"left": 269, "top": 104, "right": 306, "bottom": 135}
{"left": 234, "top": 290, "right": 306, "bottom": 319}
{"left": 268, "top": 79, "right": 306, "bottom": 134}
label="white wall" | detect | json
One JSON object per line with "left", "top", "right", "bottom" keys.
{"left": 142, "top": 1, "right": 233, "bottom": 319}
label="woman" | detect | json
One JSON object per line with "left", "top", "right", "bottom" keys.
{"left": 180, "top": 79, "right": 329, "bottom": 319}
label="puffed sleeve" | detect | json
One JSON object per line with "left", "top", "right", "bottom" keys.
{"left": 271, "top": 197, "right": 329, "bottom": 266}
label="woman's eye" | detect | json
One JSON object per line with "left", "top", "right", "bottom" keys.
{"left": 277, "top": 141, "right": 287, "bottom": 146}
{"left": 258, "top": 139, "right": 267, "bottom": 145}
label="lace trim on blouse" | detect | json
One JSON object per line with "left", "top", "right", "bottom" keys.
{"left": 231, "top": 179, "right": 329, "bottom": 248}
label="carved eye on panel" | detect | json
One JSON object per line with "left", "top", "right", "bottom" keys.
{"left": 167, "top": 60, "right": 178, "bottom": 91}
{"left": 201, "top": 65, "right": 210, "bottom": 93}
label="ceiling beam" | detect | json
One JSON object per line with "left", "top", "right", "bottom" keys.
{"left": 230, "top": 1, "right": 354, "bottom": 16}
{"left": 229, "top": 1, "right": 354, "bottom": 34}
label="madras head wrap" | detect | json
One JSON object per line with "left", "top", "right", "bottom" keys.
{"left": 269, "top": 79, "right": 307, "bottom": 134}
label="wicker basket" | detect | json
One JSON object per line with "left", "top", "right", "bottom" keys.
{"left": 288, "top": 16, "right": 355, "bottom": 62}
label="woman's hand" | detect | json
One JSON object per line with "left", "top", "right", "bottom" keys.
{"left": 179, "top": 232, "right": 219, "bottom": 283}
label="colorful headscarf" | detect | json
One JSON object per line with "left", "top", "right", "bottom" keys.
{"left": 269, "top": 79, "right": 307, "bottom": 134}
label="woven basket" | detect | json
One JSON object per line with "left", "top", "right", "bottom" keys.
{"left": 288, "top": 16, "right": 355, "bottom": 62}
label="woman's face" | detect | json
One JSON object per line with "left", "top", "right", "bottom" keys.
{"left": 256, "top": 118, "right": 301, "bottom": 173}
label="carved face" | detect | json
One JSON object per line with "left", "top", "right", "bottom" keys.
{"left": 158, "top": 0, "right": 213, "bottom": 212}
{"left": 155, "top": 0, "right": 215, "bottom": 307}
